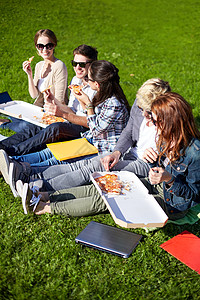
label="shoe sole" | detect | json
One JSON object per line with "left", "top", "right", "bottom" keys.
{"left": 9, "top": 162, "right": 19, "bottom": 198}
{"left": 22, "top": 183, "right": 29, "bottom": 214}
{"left": 0, "top": 150, "right": 10, "bottom": 184}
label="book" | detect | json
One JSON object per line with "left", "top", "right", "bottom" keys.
{"left": 160, "top": 230, "right": 200, "bottom": 274}
{"left": 47, "top": 138, "right": 98, "bottom": 161}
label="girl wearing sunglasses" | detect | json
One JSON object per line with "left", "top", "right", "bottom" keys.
{"left": 0, "top": 29, "right": 68, "bottom": 132}
{"left": 141, "top": 92, "right": 200, "bottom": 220}
{"left": 23, "top": 29, "right": 68, "bottom": 107}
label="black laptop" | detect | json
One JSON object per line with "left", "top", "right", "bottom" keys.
{"left": 75, "top": 221, "right": 142, "bottom": 258}
{"left": 0, "top": 92, "right": 12, "bottom": 104}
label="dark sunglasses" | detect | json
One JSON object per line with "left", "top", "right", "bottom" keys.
{"left": 151, "top": 117, "right": 158, "bottom": 126}
{"left": 84, "top": 75, "right": 95, "bottom": 82}
{"left": 36, "top": 43, "right": 55, "bottom": 50}
{"left": 71, "top": 60, "right": 91, "bottom": 68}
{"left": 137, "top": 106, "right": 152, "bottom": 117}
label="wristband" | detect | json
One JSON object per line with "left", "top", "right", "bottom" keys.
{"left": 85, "top": 103, "right": 93, "bottom": 110}
{"left": 165, "top": 176, "right": 174, "bottom": 185}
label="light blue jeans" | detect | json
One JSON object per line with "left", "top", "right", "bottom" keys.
{"left": 13, "top": 147, "right": 97, "bottom": 167}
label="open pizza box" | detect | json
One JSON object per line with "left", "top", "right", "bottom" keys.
{"left": 90, "top": 171, "right": 168, "bottom": 229}
{"left": 0, "top": 100, "right": 48, "bottom": 128}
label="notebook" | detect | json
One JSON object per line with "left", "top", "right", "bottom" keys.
{"left": 160, "top": 230, "right": 200, "bottom": 274}
{"left": 75, "top": 221, "right": 142, "bottom": 258}
{"left": 47, "top": 138, "right": 98, "bottom": 161}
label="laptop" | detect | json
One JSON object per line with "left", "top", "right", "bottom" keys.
{"left": 0, "top": 92, "right": 12, "bottom": 104}
{"left": 75, "top": 221, "right": 142, "bottom": 258}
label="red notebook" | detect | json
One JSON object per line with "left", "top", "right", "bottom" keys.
{"left": 160, "top": 231, "right": 200, "bottom": 274}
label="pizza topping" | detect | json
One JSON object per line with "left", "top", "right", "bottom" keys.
{"left": 69, "top": 84, "right": 82, "bottom": 94}
{"left": 95, "top": 174, "right": 122, "bottom": 195}
{"left": 28, "top": 56, "right": 34, "bottom": 63}
{"left": 41, "top": 113, "right": 65, "bottom": 125}
{"left": 41, "top": 85, "right": 53, "bottom": 93}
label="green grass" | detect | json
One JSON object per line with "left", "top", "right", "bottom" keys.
{"left": 1, "top": 0, "right": 200, "bottom": 299}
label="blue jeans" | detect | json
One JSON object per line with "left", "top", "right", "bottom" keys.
{"left": 14, "top": 147, "right": 97, "bottom": 167}
{"left": 0, "top": 121, "right": 88, "bottom": 156}
{"left": 0, "top": 117, "right": 32, "bottom": 132}
{"left": 28, "top": 154, "right": 150, "bottom": 192}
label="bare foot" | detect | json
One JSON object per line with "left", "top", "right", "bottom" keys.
{"left": 0, "top": 119, "right": 10, "bottom": 125}
{"left": 34, "top": 200, "right": 51, "bottom": 215}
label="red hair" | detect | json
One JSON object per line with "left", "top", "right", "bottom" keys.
{"left": 151, "top": 92, "right": 200, "bottom": 162}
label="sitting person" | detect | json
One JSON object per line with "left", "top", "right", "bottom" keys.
{"left": 0, "top": 44, "right": 98, "bottom": 155}
{"left": 0, "top": 78, "right": 170, "bottom": 195}
{"left": 0, "top": 29, "right": 68, "bottom": 132}
{"left": 11, "top": 60, "right": 130, "bottom": 167}
{"left": 18, "top": 92, "right": 200, "bottom": 220}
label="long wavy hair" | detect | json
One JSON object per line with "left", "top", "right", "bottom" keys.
{"left": 89, "top": 60, "right": 130, "bottom": 111}
{"left": 151, "top": 92, "right": 200, "bottom": 162}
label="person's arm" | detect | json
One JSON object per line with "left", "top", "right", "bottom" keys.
{"left": 52, "top": 61, "right": 68, "bottom": 104}
{"left": 85, "top": 98, "right": 126, "bottom": 137}
{"left": 23, "top": 60, "right": 38, "bottom": 99}
{"left": 100, "top": 150, "right": 121, "bottom": 171}
{"left": 44, "top": 91, "right": 88, "bottom": 127}
{"left": 113, "top": 101, "right": 143, "bottom": 155}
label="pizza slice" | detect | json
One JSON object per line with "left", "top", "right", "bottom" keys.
{"left": 69, "top": 84, "right": 82, "bottom": 94}
{"left": 42, "top": 113, "right": 65, "bottom": 125}
{"left": 41, "top": 85, "right": 53, "bottom": 93}
{"left": 95, "top": 174, "right": 122, "bottom": 195}
{"left": 28, "top": 56, "right": 34, "bottom": 63}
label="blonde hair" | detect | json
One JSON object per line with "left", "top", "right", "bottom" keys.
{"left": 136, "top": 78, "right": 171, "bottom": 111}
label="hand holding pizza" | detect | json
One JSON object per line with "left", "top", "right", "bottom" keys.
{"left": 101, "top": 151, "right": 121, "bottom": 171}
{"left": 22, "top": 60, "right": 33, "bottom": 77}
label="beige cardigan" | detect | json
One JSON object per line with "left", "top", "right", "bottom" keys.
{"left": 33, "top": 59, "right": 68, "bottom": 107}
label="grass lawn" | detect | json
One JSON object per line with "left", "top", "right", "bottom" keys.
{"left": 0, "top": 0, "right": 200, "bottom": 299}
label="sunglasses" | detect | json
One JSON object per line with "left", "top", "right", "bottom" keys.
{"left": 36, "top": 43, "right": 55, "bottom": 51}
{"left": 137, "top": 106, "right": 152, "bottom": 117}
{"left": 151, "top": 117, "right": 158, "bottom": 126}
{"left": 71, "top": 60, "right": 91, "bottom": 68}
{"left": 84, "top": 75, "right": 95, "bottom": 82}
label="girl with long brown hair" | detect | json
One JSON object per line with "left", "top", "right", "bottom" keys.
{"left": 142, "top": 92, "right": 200, "bottom": 220}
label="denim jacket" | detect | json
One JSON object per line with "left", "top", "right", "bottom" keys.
{"left": 163, "top": 138, "right": 200, "bottom": 214}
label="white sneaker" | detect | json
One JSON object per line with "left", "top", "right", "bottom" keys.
{"left": 0, "top": 149, "right": 11, "bottom": 184}
{"left": 22, "top": 183, "right": 42, "bottom": 214}
{"left": 9, "top": 161, "right": 30, "bottom": 198}
{"left": 16, "top": 180, "right": 24, "bottom": 198}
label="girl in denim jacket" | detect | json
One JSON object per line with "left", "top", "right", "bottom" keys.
{"left": 142, "top": 92, "right": 200, "bottom": 220}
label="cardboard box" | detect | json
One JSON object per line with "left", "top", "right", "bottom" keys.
{"left": 90, "top": 171, "right": 168, "bottom": 228}
{"left": 0, "top": 100, "right": 47, "bottom": 128}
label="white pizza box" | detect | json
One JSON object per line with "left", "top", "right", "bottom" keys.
{"left": 90, "top": 171, "right": 168, "bottom": 229}
{"left": 0, "top": 100, "right": 47, "bottom": 128}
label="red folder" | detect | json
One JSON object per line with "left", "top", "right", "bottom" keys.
{"left": 160, "top": 230, "right": 200, "bottom": 274}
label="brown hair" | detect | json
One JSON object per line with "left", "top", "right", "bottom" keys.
{"left": 73, "top": 44, "right": 98, "bottom": 61}
{"left": 89, "top": 60, "right": 130, "bottom": 111}
{"left": 34, "top": 29, "right": 57, "bottom": 46}
{"left": 151, "top": 92, "right": 200, "bottom": 162}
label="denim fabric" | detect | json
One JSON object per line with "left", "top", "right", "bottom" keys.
{"left": 1, "top": 121, "right": 88, "bottom": 156}
{"left": 14, "top": 147, "right": 97, "bottom": 167}
{"left": 163, "top": 138, "right": 200, "bottom": 213}
{"left": 29, "top": 154, "right": 150, "bottom": 192}
{"left": 0, "top": 117, "right": 33, "bottom": 132}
